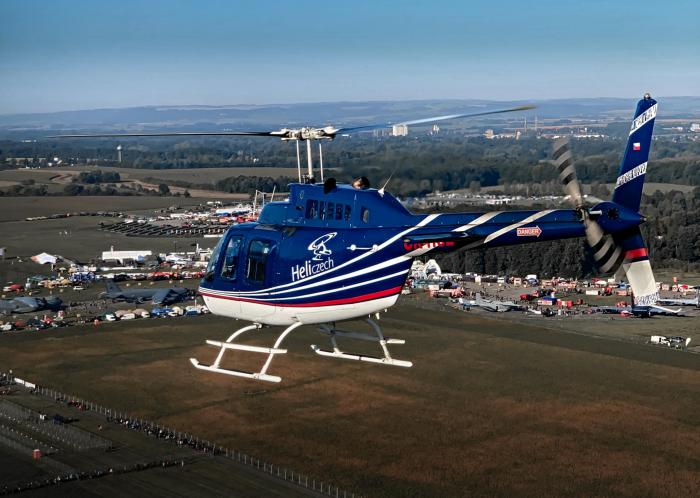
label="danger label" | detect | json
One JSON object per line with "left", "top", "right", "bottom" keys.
{"left": 516, "top": 226, "right": 542, "bottom": 237}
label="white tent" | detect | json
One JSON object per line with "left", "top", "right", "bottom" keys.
{"left": 32, "top": 252, "right": 57, "bottom": 265}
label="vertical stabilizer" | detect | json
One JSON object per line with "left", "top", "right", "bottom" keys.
{"left": 105, "top": 280, "right": 121, "bottom": 295}
{"left": 618, "top": 229, "right": 658, "bottom": 305}
{"left": 611, "top": 94, "right": 657, "bottom": 212}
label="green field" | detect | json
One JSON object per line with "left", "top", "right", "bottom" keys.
{"left": 1, "top": 300, "right": 698, "bottom": 497}
{"left": 0, "top": 165, "right": 298, "bottom": 187}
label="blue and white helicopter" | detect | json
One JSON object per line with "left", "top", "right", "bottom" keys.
{"left": 57, "top": 95, "right": 659, "bottom": 383}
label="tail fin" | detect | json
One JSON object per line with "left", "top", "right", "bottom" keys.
{"left": 616, "top": 228, "right": 658, "bottom": 305}
{"left": 105, "top": 280, "right": 121, "bottom": 294}
{"left": 611, "top": 94, "right": 657, "bottom": 212}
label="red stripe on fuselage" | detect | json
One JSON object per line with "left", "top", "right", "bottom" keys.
{"left": 624, "top": 248, "right": 648, "bottom": 260}
{"left": 199, "top": 286, "right": 402, "bottom": 308}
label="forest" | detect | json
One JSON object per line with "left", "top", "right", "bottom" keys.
{"left": 3, "top": 133, "right": 700, "bottom": 197}
{"left": 1, "top": 132, "right": 698, "bottom": 275}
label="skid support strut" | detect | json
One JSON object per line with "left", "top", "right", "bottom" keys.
{"left": 190, "top": 321, "right": 303, "bottom": 383}
{"left": 311, "top": 318, "right": 412, "bottom": 367}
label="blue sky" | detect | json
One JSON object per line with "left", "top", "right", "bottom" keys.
{"left": 1, "top": 0, "right": 698, "bottom": 113}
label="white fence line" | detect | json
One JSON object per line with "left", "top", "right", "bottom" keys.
{"left": 1, "top": 371, "right": 361, "bottom": 498}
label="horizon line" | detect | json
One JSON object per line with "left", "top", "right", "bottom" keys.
{"left": 3, "top": 94, "right": 700, "bottom": 118}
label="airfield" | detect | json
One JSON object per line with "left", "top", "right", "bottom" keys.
{"left": 1, "top": 297, "right": 699, "bottom": 497}
{"left": 1, "top": 194, "right": 699, "bottom": 497}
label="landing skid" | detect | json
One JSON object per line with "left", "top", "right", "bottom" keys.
{"left": 189, "top": 317, "right": 412, "bottom": 383}
{"left": 190, "top": 322, "right": 302, "bottom": 383}
{"left": 311, "top": 318, "right": 412, "bottom": 368}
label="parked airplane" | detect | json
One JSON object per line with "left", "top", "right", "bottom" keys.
{"left": 101, "top": 280, "right": 190, "bottom": 305}
{"left": 657, "top": 290, "right": 699, "bottom": 308}
{"left": 474, "top": 293, "right": 523, "bottom": 312}
{"left": 596, "top": 304, "right": 683, "bottom": 317}
{"left": 0, "top": 296, "right": 63, "bottom": 315}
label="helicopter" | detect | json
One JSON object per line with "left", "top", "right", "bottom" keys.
{"left": 54, "top": 95, "right": 659, "bottom": 383}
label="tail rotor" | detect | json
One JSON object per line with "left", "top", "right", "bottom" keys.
{"left": 552, "top": 138, "right": 624, "bottom": 275}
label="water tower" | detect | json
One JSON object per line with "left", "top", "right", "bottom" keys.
{"left": 117, "top": 145, "right": 122, "bottom": 163}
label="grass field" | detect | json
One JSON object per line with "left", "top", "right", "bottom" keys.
{"left": 0, "top": 165, "right": 296, "bottom": 199}
{"left": 0, "top": 218, "right": 209, "bottom": 269}
{"left": 0, "top": 165, "right": 299, "bottom": 187}
{"left": 1, "top": 390, "right": 318, "bottom": 497}
{"left": 1, "top": 300, "right": 698, "bottom": 497}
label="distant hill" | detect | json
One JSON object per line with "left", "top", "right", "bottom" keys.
{"left": 1, "top": 96, "right": 699, "bottom": 135}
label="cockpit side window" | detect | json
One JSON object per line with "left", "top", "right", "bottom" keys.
{"left": 318, "top": 201, "right": 326, "bottom": 220}
{"left": 305, "top": 200, "right": 318, "bottom": 219}
{"left": 344, "top": 205, "right": 352, "bottom": 221}
{"left": 246, "top": 239, "right": 273, "bottom": 284}
{"left": 205, "top": 236, "right": 225, "bottom": 278}
{"left": 325, "top": 202, "right": 334, "bottom": 221}
{"left": 335, "top": 204, "right": 343, "bottom": 220}
{"left": 220, "top": 235, "right": 242, "bottom": 280}
{"left": 361, "top": 206, "right": 370, "bottom": 223}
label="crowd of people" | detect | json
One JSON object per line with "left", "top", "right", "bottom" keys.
{"left": 0, "top": 458, "right": 186, "bottom": 495}
{"left": 107, "top": 415, "right": 225, "bottom": 455}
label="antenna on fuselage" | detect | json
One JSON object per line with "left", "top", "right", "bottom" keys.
{"left": 305, "top": 139, "right": 314, "bottom": 181}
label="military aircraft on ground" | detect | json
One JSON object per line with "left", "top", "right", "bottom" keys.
{"left": 0, "top": 296, "right": 63, "bottom": 315}
{"left": 473, "top": 293, "right": 523, "bottom": 312}
{"left": 596, "top": 304, "right": 683, "bottom": 317}
{"left": 657, "top": 290, "right": 699, "bottom": 308}
{"left": 100, "top": 280, "right": 190, "bottom": 305}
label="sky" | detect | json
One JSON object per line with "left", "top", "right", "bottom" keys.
{"left": 1, "top": 0, "right": 699, "bottom": 114}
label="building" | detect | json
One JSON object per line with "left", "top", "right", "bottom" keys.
{"left": 392, "top": 124, "right": 408, "bottom": 137}
{"left": 101, "top": 247, "right": 153, "bottom": 264}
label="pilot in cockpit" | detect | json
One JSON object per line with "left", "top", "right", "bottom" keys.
{"left": 352, "top": 176, "right": 370, "bottom": 189}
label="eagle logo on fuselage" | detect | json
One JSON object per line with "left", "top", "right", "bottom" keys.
{"left": 308, "top": 232, "right": 337, "bottom": 261}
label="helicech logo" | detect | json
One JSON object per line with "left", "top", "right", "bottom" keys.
{"left": 291, "top": 232, "right": 337, "bottom": 281}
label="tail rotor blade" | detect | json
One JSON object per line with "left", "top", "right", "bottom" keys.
{"left": 584, "top": 219, "right": 624, "bottom": 274}
{"left": 551, "top": 138, "right": 624, "bottom": 275}
{"left": 552, "top": 138, "right": 583, "bottom": 208}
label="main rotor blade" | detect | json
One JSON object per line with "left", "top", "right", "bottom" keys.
{"left": 333, "top": 104, "right": 536, "bottom": 135}
{"left": 47, "top": 131, "right": 278, "bottom": 138}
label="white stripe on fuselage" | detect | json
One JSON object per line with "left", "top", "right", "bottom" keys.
{"left": 204, "top": 214, "right": 441, "bottom": 297}
{"left": 452, "top": 211, "right": 501, "bottom": 232}
{"left": 202, "top": 269, "right": 408, "bottom": 302}
{"left": 466, "top": 210, "right": 555, "bottom": 248}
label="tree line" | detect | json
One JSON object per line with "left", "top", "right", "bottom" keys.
{"left": 432, "top": 188, "right": 700, "bottom": 277}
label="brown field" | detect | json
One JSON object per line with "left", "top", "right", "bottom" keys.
{"left": 0, "top": 165, "right": 297, "bottom": 199}
{"left": 0, "top": 217, "right": 208, "bottom": 267}
{"left": 0, "top": 196, "right": 208, "bottom": 222}
{"left": 1, "top": 300, "right": 699, "bottom": 497}
{"left": 0, "top": 166, "right": 299, "bottom": 186}
{"left": 105, "top": 166, "right": 299, "bottom": 185}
